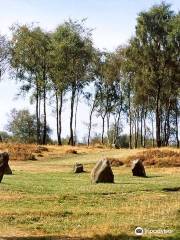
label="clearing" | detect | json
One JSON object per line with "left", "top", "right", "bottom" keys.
{"left": 0, "top": 145, "right": 179, "bottom": 240}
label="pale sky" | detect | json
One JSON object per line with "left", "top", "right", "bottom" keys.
{"left": 0, "top": 0, "right": 179, "bottom": 141}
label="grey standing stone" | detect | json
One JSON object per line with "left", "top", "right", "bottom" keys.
{"left": 91, "top": 159, "right": 114, "bottom": 183}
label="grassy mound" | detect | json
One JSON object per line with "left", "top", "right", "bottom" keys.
{"left": 0, "top": 143, "right": 37, "bottom": 161}
{"left": 126, "top": 148, "right": 180, "bottom": 167}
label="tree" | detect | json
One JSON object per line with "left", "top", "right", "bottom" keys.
{"left": 6, "top": 109, "right": 52, "bottom": 143}
{"left": 6, "top": 109, "right": 37, "bottom": 143}
{"left": 94, "top": 51, "right": 120, "bottom": 144}
{"left": 127, "top": 3, "right": 179, "bottom": 147}
{"left": 53, "top": 20, "right": 94, "bottom": 146}
{"left": 0, "top": 34, "right": 9, "bottom": 136}
{"left": 84, "top": 90, "right": 98, "bottom": 146}
{"left": 0, "top": 34, "right": 8, "bottom": 78}
{"left": 0, "top": 131, "right": 10, "bottom": 142}
{"left": 48, "top": 26, "right": 69, "bottom": 145}
{"left": 10, "top": 24, "right": 51, "bottom": 144}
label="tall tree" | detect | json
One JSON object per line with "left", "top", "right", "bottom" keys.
{"left": 52, "top": 20, "right": 94, "bottom": 146}
{"left": 10, "top": 24, "right": 51, "bottom": 144}
{"left": 127, "top": 3, "right": 179, "bottom": 147}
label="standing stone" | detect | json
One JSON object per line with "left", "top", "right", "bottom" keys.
{"left": 4, "top": 164, "right": 12, "bottom": 175}
{"left": 91, "top": 159, "right": 114, "bottom": 183}
{"left": 74, "top": 163, "right": 84, "bottom": 173}
{"left": 0, "top": 152, "right": 9, "bottom": 182}
{"left": 132, "top": 159, "right": 146, "bottom": 177}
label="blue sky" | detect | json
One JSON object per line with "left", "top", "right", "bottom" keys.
{"left": 0, "top": 0, "right": 179, "bottom": 140}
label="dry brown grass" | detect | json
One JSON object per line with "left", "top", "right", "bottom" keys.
{"left": 65, "top": 149, "right": 78, "bottom": 154}
{"left": 0, "top": 143, "right": 179, "bottom": 169}
{"left": 126, "top": 148, "right": 180, "bottom": 167}
{"left": 0, "top": 143, "right": 37, "bottom": 161}
{"left": 0, "top": 143, "right": 109, "bottom": 161}
{"left": 106, "top": 157, "right": 124, "bottom": 166}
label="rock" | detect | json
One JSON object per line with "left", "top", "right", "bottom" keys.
{"left": 74, "top": 163, "right": 84, "bottom": 173}
{"left": 4, "top": 164, "right": 12, "bottom": 175}
{"left": 91, "top": 159, "right": 114, "bottom": 183}
{"left": 131, "top": 159, "right": 146, "bottom": 177}
{"left": 0, "top": 152, "right": 10, "bottom": 182}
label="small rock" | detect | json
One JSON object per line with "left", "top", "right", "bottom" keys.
{"left": 74, "top": 163, "right": 84, "bottom": 173}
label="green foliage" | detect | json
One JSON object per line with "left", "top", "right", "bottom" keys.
{"left": 3, "top": 5, "right": 179, "bottom": 147}
{"left": 0, "top": 34, "right": 8, "bottom": 78}
{"left": 51, "top": 19, "right": 94, "bottom": 89}
{"left": 6, "top": 108, "right": 37, "bottom": 143}
{"left": 6, "top": 108, "right": 52, "bottom": 143}
{"left": 0, "top": 131, "right": 10, "bottom": 142}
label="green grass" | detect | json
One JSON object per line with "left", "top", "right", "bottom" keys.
{"left": 0, "top": 150, "right": 180, "bottom": 239}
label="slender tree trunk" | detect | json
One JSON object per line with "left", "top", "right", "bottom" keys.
{"left": 36, "top": 82, "right": 40, "bottom": 145}
{"left": 74, "top": 91, "right": 80, "bottom": 145}
{"left": 55, "top": 90, "right": 63, "bottom": 145}
{"left": 101, "top": 116, "right": 105, "bottom": 145}
{"left": 55, "top": 91, "right": 60, "bottom": 145}
{"left": 113, "top": 118, "right": 116, "bottom": 145}
{"left": 156, "top": 85, "right": 161, "bottom": 147}
{"left": 128, "top": 86, "right": 132, "bottom": 149}
{"left": 140, "top": 107, "right": 143, "bottom": 147}
{"left": 134, "top": 117, "right": 137, "bottom": 148}
{"left": 136, "top": 111, "right": 139, "bottom": 148}
{"left": 143, "top": 109, "right": 147, "bottom": 148}
{"left": 36, "top": 91, "right": 39, "bottom": 144}
{"left": 163, "top": 113, "right": 167, "bottom": 146}
{"left": 135, "top": 110, "right": 139, "bottom": 148}
{"left": 114, "top": 92, "right": 123, "bottom": 145}
{"left": 68, "top": 85, "right": 76, "bottom": 146}
{"left": 42, "top": 84, "right": 47, "bottom": 145}
{"left": 165, "top": 99, "right": 171, "bottom": 146}
{"left": 58, "top": 92, "right": 63, "bottom": 146}
{"left": 175, "top": 98, "right": 179, "bottom": 148}
{"left": 114, "top": 110, "right": 121, "bottom": 145}
{"left": 151, "top": 113, "right": 155, "bottom": 147}
{"left": 107, "top": 113, "right": 110, "bottom": 145}
{"left": 87, "top": 100, "right": 96, "bottom": 146}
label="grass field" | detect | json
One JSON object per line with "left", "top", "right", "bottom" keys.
{"left": 0, "top": 146, "right": 180, "bottom": 240}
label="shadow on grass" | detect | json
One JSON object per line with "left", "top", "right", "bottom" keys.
{"left": 162, "top": 187, "right": 180, "bottom": 192}
{"left": 0, "top": 233, "right": 179, "bottom": 240}
{"left": 146, "top": 175, "right": 163, "bottom": 178}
